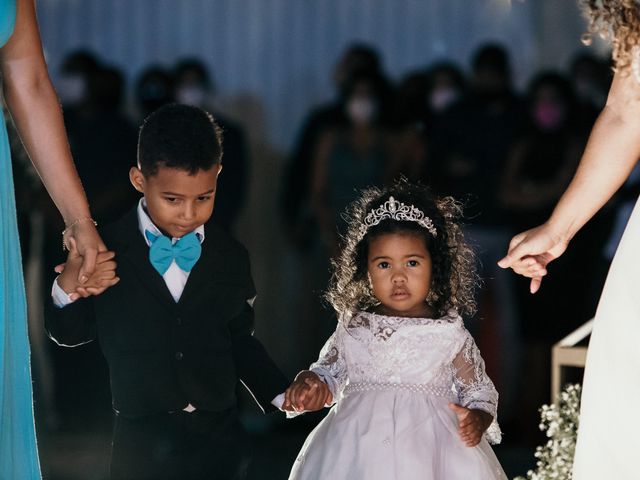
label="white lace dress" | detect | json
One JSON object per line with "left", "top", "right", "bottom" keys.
{"left": 289, "top": 310, "right": 507, "bottom": 480}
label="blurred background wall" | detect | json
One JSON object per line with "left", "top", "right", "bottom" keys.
{"left": 38, "top": 0, "right": 589, "bottom": 150}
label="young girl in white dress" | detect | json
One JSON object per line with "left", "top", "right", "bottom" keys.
{"left": 284, "top": 180, "right": 507, "bottom": 480}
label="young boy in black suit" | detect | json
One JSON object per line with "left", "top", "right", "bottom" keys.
{"left": 46, "top": 104, "right": 291, "bottom": 480}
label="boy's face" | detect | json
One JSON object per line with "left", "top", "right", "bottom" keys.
{"left": 129, "top": 164, "right": 222, "bottom": 238}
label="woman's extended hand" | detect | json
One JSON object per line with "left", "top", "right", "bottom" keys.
{"left": 63, "top": 219, "right": 109, "bottom": 286}
{"left": 497, "top": 222, "right": 570, "bottom": 293}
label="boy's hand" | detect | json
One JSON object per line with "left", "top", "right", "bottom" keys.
{"left": 448, "top": 403, "right": 493, "bottom": 447}
{"left": 57, "top": 238, "right": 119, "bottom": 301}
{"left": 283, "top": 371, "right": 332, "bottom": 412}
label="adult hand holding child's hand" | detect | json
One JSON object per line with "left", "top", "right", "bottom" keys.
{"left": 283, "top": 370, "right": 332, "bottom": 413}
{"left": 57, "top": 237, "right": 120, "bottom": 301}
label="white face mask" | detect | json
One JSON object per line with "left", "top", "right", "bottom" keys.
{"left": 346, "top": 97, "right": 377, "bottom": 124}
{"left": 429, "top": 87, "right": 459, "bottom": 113}
{"left": 176, "top": 85, "right": 207, "bottom": 107}
{"left": 57, "top": 74, "right": 87, "bottom": 107}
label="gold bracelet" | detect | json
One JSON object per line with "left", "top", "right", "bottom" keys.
{"left": 61, "top": 217, "right": 98, "bottom": 251}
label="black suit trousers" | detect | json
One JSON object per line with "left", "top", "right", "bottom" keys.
{"left": 110, "top": 408, "right": 251, "bottom": 480}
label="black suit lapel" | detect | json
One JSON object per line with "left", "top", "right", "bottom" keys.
{"left": 178, "top": 225, "right": 220, "bottom": 307}
{"left": 116, "top": 210, "right": 177, "bottom": 312}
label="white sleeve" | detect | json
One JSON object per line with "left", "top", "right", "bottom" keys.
{"left": 51, "top": 277, "right": 75, "bottom": 308}
{"left": 308, "top": 325, "right": 348, "bottom": 404}
{"left": 271, "top": 393, "right": 285, "bottom": 410}
{"left": 452, "top": 331, "right": 502, "bottom": 444}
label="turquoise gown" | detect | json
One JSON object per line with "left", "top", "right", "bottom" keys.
{"left": 0, "top": 0, "right": 43, "bottom": 477}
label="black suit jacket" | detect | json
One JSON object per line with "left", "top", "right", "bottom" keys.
{"left": 45, "top": 208, "right": 289, "bottom": 417}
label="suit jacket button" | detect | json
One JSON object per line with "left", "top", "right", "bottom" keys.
{"left": 175, "top": 352, "right": 184, "bottom": 361}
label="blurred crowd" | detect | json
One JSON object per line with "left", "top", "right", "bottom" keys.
{"left": 9, "top": 40, "right": 640, "bottom": 455}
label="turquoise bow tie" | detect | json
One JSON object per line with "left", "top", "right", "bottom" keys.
{"left": 145, "top": 230, "right": 202, "bottom": 275}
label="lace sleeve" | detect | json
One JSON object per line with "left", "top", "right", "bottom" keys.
{"left": 452, "top": 331, "right": 502, "bottom": 444}
{"left": 309, "top": 324, "right": 347, "bottom": 403}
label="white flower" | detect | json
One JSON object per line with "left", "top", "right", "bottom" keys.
{"left": 514, "top": 384, "right": 581, "bottom": 480}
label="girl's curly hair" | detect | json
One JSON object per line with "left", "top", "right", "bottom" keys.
{"left": 325, "top": 179, "right": 479, "bottom": 320}
{"left": 581, "top": 0, "right": 640, "bottom": 72}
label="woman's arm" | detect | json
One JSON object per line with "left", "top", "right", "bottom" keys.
{"left": 547, "top": 71, "right": 640, "bottom": 240}
{"left": 1, "top": 0, "right": 104, "bottom": 281}
{"left": 499, "top": 70, "right": 640, "bottom": 292}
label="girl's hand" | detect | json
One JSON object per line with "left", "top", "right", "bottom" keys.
{"left": 63, "top": 219, "right": 108, "bottom": 285}
{"left": 448, "top": 403, "right": 493, "bottom": 447}
{"left": 497, "top": 222, "right": 569, "bottom": 293}
{"left": 283, "top": 371, "right": 332, "bottom": 412}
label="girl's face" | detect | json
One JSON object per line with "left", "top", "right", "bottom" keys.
{"left": 367, "top": 232, "right": 433, "bottom": 318}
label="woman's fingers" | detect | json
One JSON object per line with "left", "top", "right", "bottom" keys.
{"left": 69, "top": 221, "right": 108, "bottom": 283}
{"left": 530, "top": 276, "right": 543, "bottom": 294}
{"left": 78, "top": 246, "right": 98, "bottom": 283}
{"left": 498, "top": 232, "right": 532, "bottom": 268}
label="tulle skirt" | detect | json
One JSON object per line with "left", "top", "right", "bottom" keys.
{"left": 289, "top": 388, "right": 506, "bottom": 480}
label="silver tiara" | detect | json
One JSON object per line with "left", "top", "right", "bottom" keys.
{"left": 359, "top": 196, "right": 437, "bottom": 238}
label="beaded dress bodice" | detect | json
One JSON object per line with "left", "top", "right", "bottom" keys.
{"left": 310, "top": 310, "right": 501, "bottom": 443}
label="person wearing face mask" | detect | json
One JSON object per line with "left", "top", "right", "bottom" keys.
{"left": 502, "top": 73, "right": 583, "bottom": 227}
{"left": 173, "top": 58, "right": 249, "bottom": 233}
{"left": 56, "top": 50, "right": 99, "bottom": 111}
{"left": 40, "top": 59, "right": 139, "bottom": 440}
{"left": 500, "top": 72, "right": 613, "bottom": 440}
{"left": 390, "top": 63, "right": 468, "bottom": 183}
{"left": 387, "top": 71, "right": 431, "bottom": 181}
{"left": 174, "top": 58, "right": 211, "bottom": 109}
{"left": 134, "top": 66, "right": 176, "bottom": 120}
{"left": 310, "top": 71, "right": 394, "bottom": 256}
{"left": 426, "top": 62, "right": 465, "bottom": 118}
{"left": 281, "top": 44, "right": 383, "bottom": 250}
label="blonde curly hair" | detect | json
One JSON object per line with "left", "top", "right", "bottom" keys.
{"left": 582, "top": 0, "right": 640, "bottom": 72}
{"left": 324, "top": 179, "right": 479, "bottom": 319}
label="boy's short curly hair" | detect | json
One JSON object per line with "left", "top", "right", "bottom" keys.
{"left": 325, "top": 179, "right": 479, "bottom": 319}
{"left": 138, "top": 103, "right": 223, "bottom": 177}
{"left": 581, "top": 0, "right": 640, "bottom": 73}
